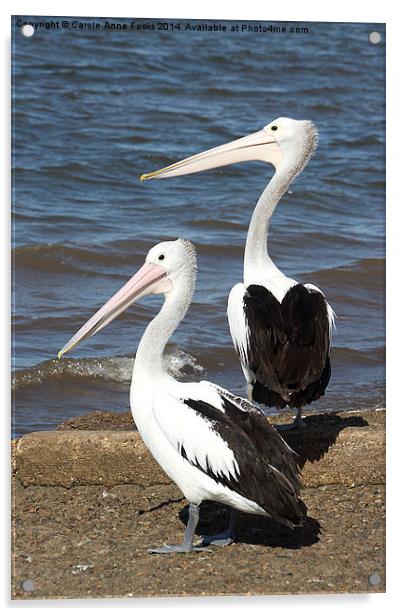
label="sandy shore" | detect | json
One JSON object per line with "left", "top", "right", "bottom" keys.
{"left": 12, "top": 408, "right": 385, "bottom": 599}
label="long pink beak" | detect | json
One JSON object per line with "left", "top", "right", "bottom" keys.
{"left": 140, "top": 128, "right": 283, "bottom": 181}
{"left": 58, "top": 262, "right": 167, "bottom": 358}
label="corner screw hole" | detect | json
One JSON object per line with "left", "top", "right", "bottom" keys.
{"left": 21, "top": 579, "right": 34, "bottom": 592}
{"left": 22, "top": 25, "right": 35, "bottom": 38}
{"left": 369, "top": 32, "right": 381, "bottom": 45}
{"left": 368, "top": 573, "right": 381, "bottom": 587}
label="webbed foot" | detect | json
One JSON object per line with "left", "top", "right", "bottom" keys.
{"left": 198, "top": 510, "right": 237, "bottom": 547}
{"left": 198, "top": 533, "right": 234, "bottom": 547}
{"left": 276, "top": 420, "right": 307, "bottom": 431}
{"left": 148, "top": 543, "right": 211, "bottom": 554}
{"left": 276, "top": 409, "right": 307, "bottom": 431}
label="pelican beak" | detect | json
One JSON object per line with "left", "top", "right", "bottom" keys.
{"left": 58, "top": 262, "right": 168, "bottom": 358}
{"left": 140, "top": 129, "right": 283, "bottom": 181}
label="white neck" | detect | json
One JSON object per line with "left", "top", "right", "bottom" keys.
{"left": 244, "top": 162, "right": 298, "bottom": 286}
{"left": 132, "top": 275, "right": 194, "bottom": 383}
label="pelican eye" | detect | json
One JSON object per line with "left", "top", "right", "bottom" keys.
{"left": 271, "top": 125, "right": 278, "bottom": 131}
{"left": 158, "top": 254, "right": 165, "bottom": 261}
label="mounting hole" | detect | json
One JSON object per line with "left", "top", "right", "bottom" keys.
{"left": 368, "top": 573, "right": 381, "bottom": 586}
{"left": 369, "top": 32, "right": 381, "bottom": 45}
{"left": 21, "top": 579, "right": 34, "bottom": 592}
{"left": 22, "top": 24, "right": 35, "bottom": 38}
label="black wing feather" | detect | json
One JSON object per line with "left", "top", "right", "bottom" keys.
{"left": 208, "top": 385, "right": 302, "bottom": 492}
{"left": 183, "top": 397, "right": 306, "bottom": 527}
{"left": 244, "top": 284, "right": 331, "bottom": 408}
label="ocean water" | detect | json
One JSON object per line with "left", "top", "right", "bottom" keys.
{"left": 11, "top": 17, "right": 386, "bottom": 437}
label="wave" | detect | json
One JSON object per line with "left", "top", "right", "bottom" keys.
{"left": 12, "top": 345, "right": 204, "bottom": 391}
{"left": 300, "top": 257, "right": 385, "bottom": 290}
{"left": 12, "top": 238, "right": 244, "bottom": 275}
{"left": 191, "top": 218, "right": 247, "bottom": 232}
{"left": 13, "top": 243, "right": 100, "bottom": 275}
{"left": 12, "top": 240, "right": 151, "bottom": 275}
{"left": 331, "top": 346, "right": 385, "bottom": 366}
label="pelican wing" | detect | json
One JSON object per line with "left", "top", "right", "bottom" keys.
{"left": 203, "top": 382, "right": 302, "bottom": 493}
{"left": 243, "top": 283, "right": 333, "bottom": 408}
{"left": 152, "top": 388, "right": 306, "bottom": 525}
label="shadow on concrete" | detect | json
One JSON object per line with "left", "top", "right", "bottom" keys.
{"left": 274, "top": 412, "right": 369, "bottom": 467}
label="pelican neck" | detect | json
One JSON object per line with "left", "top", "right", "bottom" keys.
{"left": 244, "top": 162, "right": 296, "bottom": 285}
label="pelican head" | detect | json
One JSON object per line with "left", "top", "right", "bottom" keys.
{"left": 263, "top": 117, "right": 318, "bottom": 166}
{"left": 58, "top": 239, "right": 197, "bottom": 358}
{"left": 140, "top": 117, "right": 318, "bottom": 182}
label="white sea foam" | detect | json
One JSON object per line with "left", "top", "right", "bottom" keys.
{"left": 12, "top": 345, "right": 204, "bottom": 390}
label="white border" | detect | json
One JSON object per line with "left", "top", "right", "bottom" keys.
{"left": 2, "top": 0, "right": 400, "bottom": 613}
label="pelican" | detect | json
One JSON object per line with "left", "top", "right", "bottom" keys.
{"left": 140, "top": 118, "right": 335, "bottom": 429}
{"left": 58, "top": 239, "right": 306, "bottom": 553}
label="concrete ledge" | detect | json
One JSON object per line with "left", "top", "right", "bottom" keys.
{"left": 13, "top": 410, "right": 385, "bottom": 489}
{"left": 12, "top": 409, "right": 386, "bottom": 599}
{"left": 13, "top": 430, "right": 171, "bottom": 489}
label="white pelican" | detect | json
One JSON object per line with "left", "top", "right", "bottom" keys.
{"left": 58, "top": 239, "right": 306, "bottom": 553}
{"left": 140, "top": 118, "right": 335, "bottom": 429}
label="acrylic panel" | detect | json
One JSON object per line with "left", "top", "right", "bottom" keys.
{"left": 12, "top": 15, "right": 385, "bottom": 599}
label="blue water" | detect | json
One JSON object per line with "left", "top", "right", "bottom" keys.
{"left": 12, "top": 17, "right": 385, "bottom": 437}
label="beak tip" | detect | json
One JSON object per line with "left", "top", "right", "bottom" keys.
{"left": 57, "top": 350, "right": 63, "bottom": 360}
{"left": 140, "top": 173, "right": 149, "bottom": 182}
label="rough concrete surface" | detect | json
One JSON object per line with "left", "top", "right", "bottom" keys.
{"left": 11, "top": 409, "right": 385, "bottom": 599}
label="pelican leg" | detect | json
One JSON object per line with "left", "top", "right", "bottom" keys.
{"left": 148, "top": 503, "right": 211, "bottom": 554}
{"left": 294, "top": 408, "right": 307, "bottom": 428}
{"left": 276, "top": 408, "right": 307, "bottom": 431}
{"left": 198, "top": 509, "right": 237, "bottom": 547}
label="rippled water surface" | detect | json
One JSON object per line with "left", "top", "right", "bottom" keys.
{"left": 12, "top": 17, "right": 385, "bottom": 437}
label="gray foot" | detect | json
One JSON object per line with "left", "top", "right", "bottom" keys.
{"left": 276, "top": 409, "right": 307, "bottom": 431}
{"left": 148, "top": 543, "right": 211, "bottom": 554}
{"left": 276, "top": 419, "right": 306, "bottom": 431}
{"left": 198, "top": 510, "right": 237, "bottom": 547}
{"left": 148, "top": 502, "right": 212, "bottom": 554}
{"left": 294, "top": 416, "right": 307, "bottom": 428}
{"left": 198, "top": 533, "right": 234, "bottom": 547}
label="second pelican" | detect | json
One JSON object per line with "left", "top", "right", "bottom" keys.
{"left": 141, "top": 118, "right": 335, "bottom": 429}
